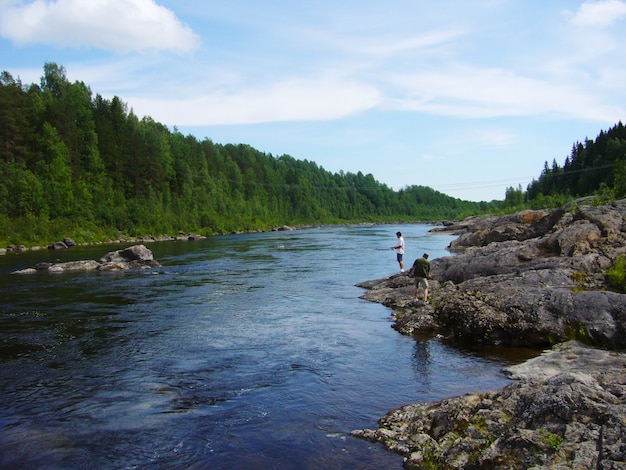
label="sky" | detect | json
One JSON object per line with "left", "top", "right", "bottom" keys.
{"left": 1, "top": 1, "right": 625, "bottom": 202}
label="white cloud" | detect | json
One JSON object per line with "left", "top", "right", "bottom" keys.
{"left": 567, "top": 0, "right": 626, "bottom": 27}
{"left": 385, "top": 65, "right": 623, "bottom": 122}
{"left": 341, "top": 29, "right": 466, "bottom": 58}
{"left": 127, "top": 77, "right": 382, "bottom": 126}
{"left": 0, "top": 0, "right": 199, "bottom": 53}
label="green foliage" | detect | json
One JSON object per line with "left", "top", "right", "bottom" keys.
{"left": 614, "top": 159, "right": 626, "bottom": 199}
{"left": 0, "top": 63, "right": 493, "bottom": 247}
{"left": 527, "top": 122, "right": 626, "bottom": 203}
{"left": 565, "top": 323, "right": 591, "bottom": 344}
{"left": 570, "top": 271, "right": 588, "bottom": 291}
{"left": 538, "top": 429, "right": 564, "bottom": 451}
{"left": 504, "top": 184, "right": 525, "bottom": 208}
{"left": 605, "top": 255, "right": 626, "bottom": 293}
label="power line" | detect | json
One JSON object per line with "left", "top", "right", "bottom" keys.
{"left": 197, "top": 162, "right": 617, "bottom": 194}
{"left": 436, "top": 163, "right": 617, "bottom": 192}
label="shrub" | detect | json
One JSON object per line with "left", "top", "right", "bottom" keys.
{"left": 605, "top": 256, "right": 626, "bottom": 293}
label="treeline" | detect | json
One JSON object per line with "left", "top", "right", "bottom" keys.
{"left": 504, "top": 122, "right": 626, "bottom": 208}
{"left": 0, "top": 63, "right": 483, "bottom": 246}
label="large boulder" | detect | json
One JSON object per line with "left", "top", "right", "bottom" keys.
{"left": 100, "top": 244, "right": 154, "bottom": 263}
{"left": 99, "top": 245, "right": 160, "bottom": 270}
{"left": 435, "top": 270, "right": 626, "bottom": 348}
{"left": 63, "top": 237, "right": 77, "bottom": 247}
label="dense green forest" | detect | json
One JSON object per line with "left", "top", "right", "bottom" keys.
{"left": 0, "top": 63, "right": 485, "bottom": 246}
{"left": 503, "top": 122, "right": 626, "bottom": 209}
{"left": 2, "top": 63, "right": 624, "bottom": 247}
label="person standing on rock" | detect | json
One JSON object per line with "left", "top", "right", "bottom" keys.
{"left": 409, "top": 253, "right": 430, "bottom": 302}
{"left": 391, "top": 231, "right": 405, "bottom": 272}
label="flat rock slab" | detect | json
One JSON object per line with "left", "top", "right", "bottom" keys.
{"left": 505, "top": 341, "right": 626, "bottom": 380}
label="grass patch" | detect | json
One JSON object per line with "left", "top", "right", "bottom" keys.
{"left": 605, "top": 255, "right": 626, "bottom": 293}
{"left": 539, "top": 429, "right": 564, "bottom": 451}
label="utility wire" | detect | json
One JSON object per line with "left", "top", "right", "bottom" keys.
{"left": 194, "top": 163, "right": 617, "bottom": 194}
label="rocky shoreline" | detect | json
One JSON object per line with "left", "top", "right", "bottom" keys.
{"left": 352, "top": 198, "right": 626, "bottom": 469}
{"left": 0, "top": 226, "right": 301, "bottom": 256}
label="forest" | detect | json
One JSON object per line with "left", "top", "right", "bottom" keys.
{"left": 0, "top": 63, "right": 484, "bottom": 246}
{"left": 1, "top": 63, "right": 625, "bottom": 247}
{"left": 503, "top": 122, "right": 626, "bottom": 209}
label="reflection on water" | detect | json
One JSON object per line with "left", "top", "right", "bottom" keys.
{"left": 0, "top": 224, "right": 537, "bottom": 469}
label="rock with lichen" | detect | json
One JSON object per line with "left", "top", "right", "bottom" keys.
{"left": 352, "top": 341, "right": 626, "bottom": 469}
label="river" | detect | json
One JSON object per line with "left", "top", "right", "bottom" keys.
{"left": 0, "top": 224, "right": 531, "bottom": 469}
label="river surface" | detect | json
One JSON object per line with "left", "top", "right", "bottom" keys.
{"left": 0, "top": 224, "right": 536, "bottom": 469}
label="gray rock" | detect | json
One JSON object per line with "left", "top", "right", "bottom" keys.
{"left": 100, "top": 244, "right": 154, "bottom": 264}
{"left": 11, "top": 245, "right": 161, "bottom": 274}
{"left": 98, "top": 261, "right": 133, "bottom": 272}
{"left": 352, "top": 342, "right": 626, "bottom": 469}
{"left": 47, "top": 260, "right": 100, "bottom": 273}
{"left": 47, "top": 241, "right": 68, "bottom": 250}
{"left": 63, "top": 237, "right": 77, "bottom": 247}
{"left": 354, "top": 198, "right": 626, "bottom": 468}
{"left": 358, "top": 197, "right": 626, "bottom": 348}
{"left": 188, "top": 233, "right": 205, "bottom": 241}
{"left": 9, "top": 245, "right": 28, "bottom": 253}
{"left": 34, "top": 262, "right": 53, "bottom": 270}
{"left": 274, "top": 225, "right": 295, "bottom": 231}
{"left": 12, "top": 268, "right": 37, "bottom": 275}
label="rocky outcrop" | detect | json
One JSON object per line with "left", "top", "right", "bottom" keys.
{"left": 354, "top": 198, "right": 626, "bottom": 468}
{"left": 358, "top": 198, "right": 626, "bottom": 348}
{"left": 352, "top": 341, "right": 626, "bottom": 469}
{"left": 11, "top": 245, "right": 161, "bottom": 274}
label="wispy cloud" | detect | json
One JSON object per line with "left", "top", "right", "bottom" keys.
{"left": 567, "top": 0, "right": 626, "bottom": 27}
{"left": 385, "top": 65, "right": 622, "bottom": 121}
{"left": 0, "top": 0, "right": 199, "bottom": 53}
{"left": 127, "top": 76, "right": 381, "bottom": 125}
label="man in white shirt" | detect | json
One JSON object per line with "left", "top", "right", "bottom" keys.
{"left": 391, "top": 231, "right": 405, "bottom": 272}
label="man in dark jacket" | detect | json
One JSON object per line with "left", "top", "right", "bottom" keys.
{"left": 410, "top": 253, "right": 430, "bottom": 302}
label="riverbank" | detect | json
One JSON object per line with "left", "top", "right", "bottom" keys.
{"left": 353, "top": 198, "right": 626, "bottom": 468}
{"left": 0, "top": 221, "right": 422, "bottom": 256}
{"left": 0, "top": 226, "right": 300, "bottom": 256}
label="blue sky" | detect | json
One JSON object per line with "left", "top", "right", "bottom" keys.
{"left": 1, "top": 0, "right": 625, "bottom": 201}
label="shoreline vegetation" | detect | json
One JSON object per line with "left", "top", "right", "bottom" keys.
{"left": 0, "top": 220, "right": 443, "bottom": 256}
{"left": 0, "top": 223, "right": 318, "bottom": 256}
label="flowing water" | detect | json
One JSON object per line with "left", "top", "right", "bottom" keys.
{"left": 0, "top": 224, "right": 536, "bottom": 469}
